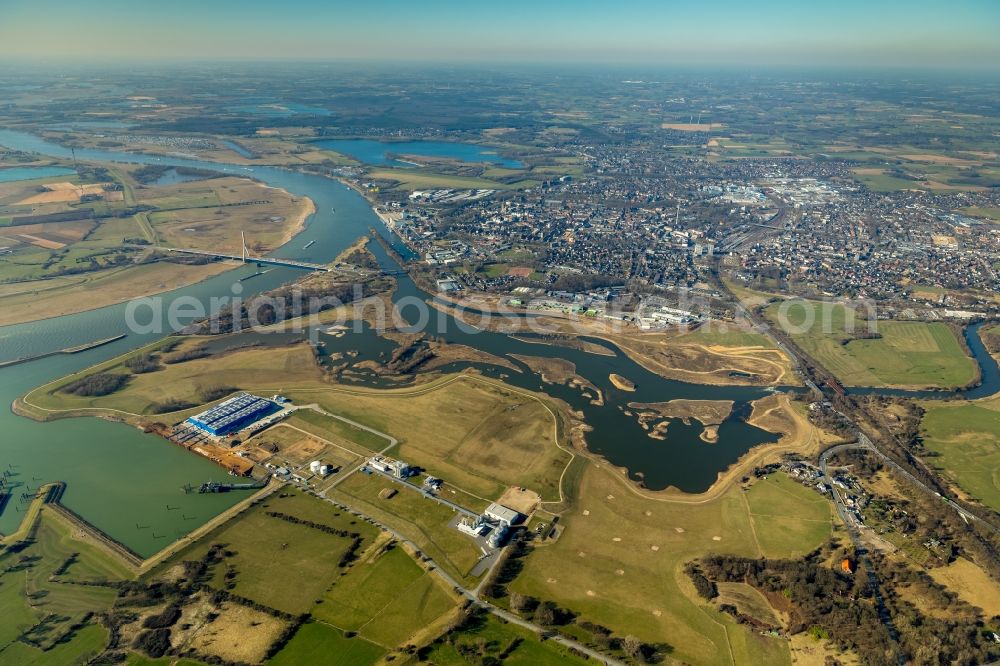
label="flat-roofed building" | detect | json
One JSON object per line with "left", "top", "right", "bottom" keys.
{"left": 186, "top": 393, "right": 276, "bottom": 436}
{"left": 485, "top": 503, "right": 522, "bottom": 527}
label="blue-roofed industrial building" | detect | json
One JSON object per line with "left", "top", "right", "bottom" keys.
{"left": 186, "top": 393, "right": 277, "bottom": 436}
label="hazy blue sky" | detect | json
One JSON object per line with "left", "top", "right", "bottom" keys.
{"left": 1, "top": 0, "right": 998, "bottom": 67}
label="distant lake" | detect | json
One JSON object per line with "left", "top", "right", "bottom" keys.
{"left": 315, "top": 139, "right": 523, "bottom": 168}
{"left": 45, "top": 120, "right": 134, "bottom": 131}
{"left": 150, "top": 168, "right": 204, "bottom": 186}
{"left": 220, "top": 140, "right": 254, "bottom": 159}
{"left": 0, "top": 166, "right": 76, "bottom": 183}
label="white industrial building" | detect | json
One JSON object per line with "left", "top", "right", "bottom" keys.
{"left": 454, "top": 503, "right": 523, "bottom": 549}
{"left": 484, "top": 503, "right": 522, "bottom": 527}
{"left": 457, "top": 515, "right": 490, "bottom": 537}
{"left": 368, "top": 455, "right": 412, "bottom": 479}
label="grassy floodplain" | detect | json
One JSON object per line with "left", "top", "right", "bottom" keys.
{"left": 288, "top": 375, "right": 570, "bottom": 502}
{"left": 24, "top": 338, "right": 322, "bottom": 417}
{"left": 328, "top": 470, "right": 485, "bottom": 586}
{"left": 24, "top": 338, "right": 572, "bottom": 503}
{"left": 598, "top": 323, "right": 798, "bottom": 387}
{"left": 0, "top": 162, "right": 313, "bottom": 326}
{"left": 507, "top": 467, "right": 832, "bottom": 665}
{"left": 919, "top": 397, "right": 1000, "bottom": 512}
{"left": 764, "top": 300, "right": 976, "bottom": 389}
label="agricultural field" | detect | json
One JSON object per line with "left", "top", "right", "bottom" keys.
{"left": 0, "top": 261, "right": 229, "bottom": 327}
{"left": 268, "top": 622, "right": 385, "bottom": 666}
{"left": 65, "top": 485, "right": 468, "bottom": 663}
{"left": 919, "top": 397, "right": 1000, "bottom": 513}
{"left": 152, "top": 489, "right": 379, "bottom": 615}
{"left": 328, "top": 470, "right": 485, "bottom": 586}
{"left": 135, "top": 175, "right": 313, "bottom": 254}
{"left": 764, "top": 300, "right": 976, "bottom": 389}
{"left": 313, "top": 544, "right": 458, "bottom": 647}
{"left": 0, "top": 508, "right": 130, "bottom": 664}
{"left": 840, "top": 145, "right": 1000, "bottom": 192}
{"left": 106, "top": 486, "right": 465, "bottom": 663}
{"left": 851, "top": 167, "right": 925, "bottom": 192}
{"left": 959, "top": 206, "right": 1000, "bottom": 222}
{"left": 507, "top": 466, "right": 833, "bottom": 665}
{"left": 288, "top": 375, "right": 570, "bottom": 502}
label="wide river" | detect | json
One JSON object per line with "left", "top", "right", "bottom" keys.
{"left": 0, "top": 129, "right": 994, "bottom": 557}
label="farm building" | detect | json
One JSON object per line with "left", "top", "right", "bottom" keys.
{"left": 186, "top": 393, "right": 277, "bottom": 436}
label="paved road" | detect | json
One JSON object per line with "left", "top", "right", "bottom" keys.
{"left": 726, "top": 280, "right": 1000, "bottom": 536}
{"left": 365, "top": 466, "right": 478, "bottom": 518}
{"left": 823, "top": 423, "right": 1000, "bottom": 537}
{"left": 294, "top": 404, "right": 398, "bottom": 449}
{"left": 818, "top": 444, "right": 900, "bottom": 646}
{"left": 291, "top": 406, "right": 623, "bottom": 664}
{"left": 311, "top": 482, "right": 623, "bottom": 665}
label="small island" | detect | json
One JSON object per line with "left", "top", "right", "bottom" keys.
{"left": 628, "top": 399, "right": 734, "bottom": 443}
{"left": 609, "top": 373, "right": 637, "bottom": 392}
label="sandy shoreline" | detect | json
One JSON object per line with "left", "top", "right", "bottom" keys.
{"left": 274, "top": 188, "right": 316, "bottom": 248}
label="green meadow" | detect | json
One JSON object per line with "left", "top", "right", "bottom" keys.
{"left": 765, "top": 300, "right": 976, "bottom": 389}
